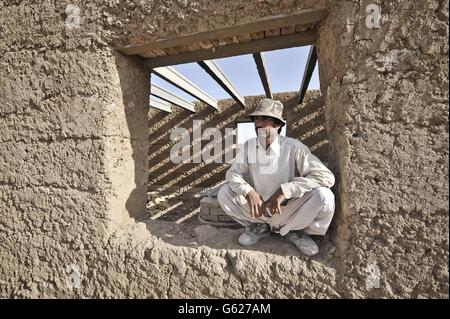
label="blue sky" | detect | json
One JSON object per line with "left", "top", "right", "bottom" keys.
{"left": 151, "top": 45, "right": 319, "bottom": 102}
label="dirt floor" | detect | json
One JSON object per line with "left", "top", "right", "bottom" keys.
{"left": 145, "top": 194, "right": 202, "bottom": 222}
{"left": 139, "top": 194, "right": 336, "bottom": 259}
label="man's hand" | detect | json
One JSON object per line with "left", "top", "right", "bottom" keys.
{"left": 263, "top": 188, "right": 286, "bottom": 216}
{"left": 246, "top": 189, "right": 264, "bottom": 218}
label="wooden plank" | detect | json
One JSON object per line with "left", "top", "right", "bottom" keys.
{"left": 150, "top": 97, "right": 172, "bottom": 113}
{"left": 144, "top": 31, "right": 316, "bottom": 68}
{"left": 119, "top": 9, "right": 328, "bottom": 55}
{"left": 281, "top": 26, "right": 296, "bottom": 35}
{"left": 250, "top": 31, "right": 265, "bottom": 40}
{"left": 295, "top": 23, "right": 311, "bottom": 32}
{"left": 198, "top": 60, "right": 246, "bottom": 108}
{"left": 150, "top": 84, "right": 196, "bottom": 112}
{"left": 142, "top": 48, "right": 167, "bottom": 58}
{"left": 236, "top": 33, "right": 252, "bottom": 43}
{"left": 163, "top": 47, "right": 178, "bottom": 55}
{"left": 142, "top": 51, "right": 157, "bottom": 58}
{"left": 186, "top": 42, "right": 202, "bottom": 51}
{"left": 211, "top": 39, "right": 228, "bottom": 46}
{"left": 172, "top": 45, "right": 189, "bottom": 54}
{"left": 199, "top": 41, "right": 214, "bottom": 49}
{"left": 252, "top": 52, "right": 272, "bottom": 99}
{"left": 153, "top": 66, "right": 218, "bottom": 109}
{"left": 264, "top": 28, "right": 281, "bottom": 38}
{"left": 152, "top": 49, "right": 167, "bottom": 56}
{"left": 231, "top": 36, "right": 240, "bottom": 43}
{"left": 298, "top": 45, "right": 317, "bottom": 104}
{"left": 222, "top": 37, "right": 239, "bottom": 45}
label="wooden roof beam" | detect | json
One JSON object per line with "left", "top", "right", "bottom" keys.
{"left": 150, "top": 84, "right": 196, "bottom": 112}
{"left": 198, "top": 60, "right": 246, "bottom": 108}
{"left": 144, "top": 31, "right": 316, "bottom": 68}
{"left": 150, "top": 97, "right": 172, "bottom": 113}
{"left": 153, "top": 66, "right": 218, "bottom": 109}
{"left": 298, "top": 45, "right": 317, "bottom": 104}
{"left": 252, "top": 52, "right": 272, "bottom": 99}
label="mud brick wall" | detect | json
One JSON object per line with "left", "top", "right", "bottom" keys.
{"left": 316, "top": 0, "right": 449, "bottom": 297}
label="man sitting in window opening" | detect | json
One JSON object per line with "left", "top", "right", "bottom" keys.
{"left": 217, "top": 98, "right": 335, "bottom": 256}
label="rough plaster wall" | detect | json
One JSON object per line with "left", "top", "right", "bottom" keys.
{"left": 317, "top": 0, "right": 449, "bottom": 297}
{"left": 0, "top": 0, "right": 448, "bottom": 298}
{"left": 100, "top": 222, "right": 341, "bottom": 298}
{"left": 148, "top": 91, "right": 327, "bottom": 195}
{"left": 0, "top": 0, "right": 150, "bottom": 297}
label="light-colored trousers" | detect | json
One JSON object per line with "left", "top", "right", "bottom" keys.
{"left": 217, "top": 184, "right": 335, "bottom": 236}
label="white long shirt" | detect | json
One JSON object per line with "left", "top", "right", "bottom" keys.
{"left": 226, "top": 135, "right": 335, "bottom": 201}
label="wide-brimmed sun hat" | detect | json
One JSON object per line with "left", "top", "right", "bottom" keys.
{"left": 249, "top": 98, "right": 286, "bottom": 127}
